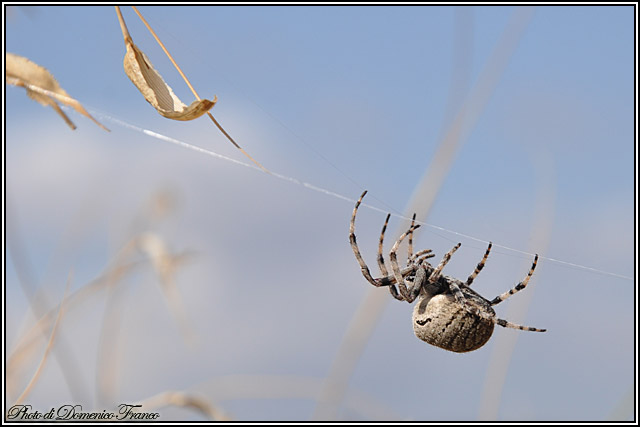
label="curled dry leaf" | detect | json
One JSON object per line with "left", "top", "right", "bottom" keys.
{"left": 115, "top": 7, "right": 269, "bottom": 171}
{"left": 5, "top": 53, "right": 109, "bottom": 131}
{"left": 122, "top": 37, "right": 216, "bottom": 121}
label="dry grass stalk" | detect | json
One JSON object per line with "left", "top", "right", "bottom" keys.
{"left": 6, "top": 256, "right": 142, "bottom": 399}
{"left": 136, "top": 233, "right": 196, "bottom": 346}
{"left": 195, "top": 374, "right": 400, "bottom": 420}
{"left": 6, "top": 53, "right": 109, "bottom": 131}
{"left": 140, "top": 391, "right": 231, "bottom": 421}
{"left": 477, "top": 145, "right": 553, "bottom": 420}
{"left": 92, "top": 233, "right": 194, "bottom": 404}
{"left": 13, "top": 271, "right": 72, "bottom": 406}
{"left": 94, "top": 238, "right": 142, "bottom": 407}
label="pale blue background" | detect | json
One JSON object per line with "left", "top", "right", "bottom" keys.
{"left": 5, "top": 5, "right": 635, "bottom": 421}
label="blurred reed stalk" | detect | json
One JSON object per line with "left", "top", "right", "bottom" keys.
{"left": 312, "top": 6, "right": 537, "bottom": 420}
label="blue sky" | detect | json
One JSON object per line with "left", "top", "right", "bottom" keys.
{"left": 4, "top": 5, "right": 635, "bottom": 421}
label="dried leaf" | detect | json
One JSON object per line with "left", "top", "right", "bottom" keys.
{"left": 122, "top": 36, "right": 216, "bottom": 121}
{"left": 5, "top": 53, "right": 109, "bottom": 131}
{"left": 116, "top": 7, "right": 269, "bottom": 172}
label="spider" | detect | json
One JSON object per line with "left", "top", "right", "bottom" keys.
{"left": 349, "top": 191, "right": 546, "bottom": 353}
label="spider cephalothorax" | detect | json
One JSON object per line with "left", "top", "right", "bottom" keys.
{"left": 349, "top": 191, "right": 546, "bottom": 353}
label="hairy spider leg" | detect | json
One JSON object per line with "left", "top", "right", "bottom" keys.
{"left": 490, "top": 254, "right": 539, "bottom": 305}
{"left": 465, "top": 242, "right": 493, "bottom": 287}
{"left": 407, "top": 213, "right": 416, "bottom": 261}
{"left": 376, "top": 213, "right": 405, "bottom": 300}
{"left": 495, "top": 318, "right": 547, "bottom": 332}
{"left": 350, "top": 191, "right": 403, "bottom": 300}
{"left": 450, "top": 251, "right": 546, "bottom": 331}
{"left": 428, "top": 244, "right": 506, "bottom": 323}
{"left": 489, "top": 254, "right": 546, "bottom": 331}
{"left": 377, "top": 213, "right": 391, "bottom": 277}
{"left": 409, "top": 248, "right": 434, "bottom": 264}
{"left": 389, "top": 224, "right": 423, "bottom": 302}
{"left": 428, "top": 243, "right": 461, "bottom": 282}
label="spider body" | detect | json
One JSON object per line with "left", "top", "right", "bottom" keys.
{"left": 349, "top": 191, "right": 546, "bottom": 353}
{"left": 413, "top": 281, "right": 495, "bottom": 352}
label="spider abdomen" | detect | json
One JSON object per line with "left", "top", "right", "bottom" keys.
{"left": 413, "top": 293, "right": 495, "bottom": 353}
